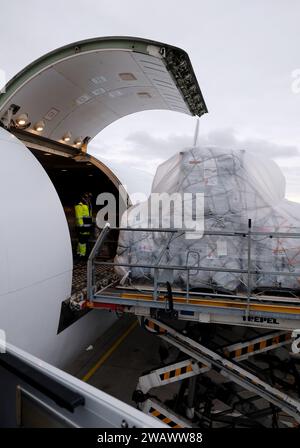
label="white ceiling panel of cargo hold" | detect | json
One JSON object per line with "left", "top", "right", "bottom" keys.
{"left": 0, "top": 37, "right": 207, "bottom": 150}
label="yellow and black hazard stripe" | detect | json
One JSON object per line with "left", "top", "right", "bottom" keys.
{"left": 159, "top": 364, "right": 193, "bottom": 381}
{"left": 149, "top": 406, "right": 183, "bottom": 428}
{"left": 143, "top": 318, "right": 166, "bottom": 335}
{"left": 226, "top": 332, "right": 291, "bottom": 359}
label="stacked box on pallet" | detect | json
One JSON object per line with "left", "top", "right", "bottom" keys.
{"left": 115, "top": 146, "right": 300, "bottom": 291}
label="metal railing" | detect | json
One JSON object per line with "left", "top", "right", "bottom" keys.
{"left": 87, "top": 222, "right": 300, "bottom": 315}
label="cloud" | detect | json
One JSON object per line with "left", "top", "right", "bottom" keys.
{"left": 126, "top": 128, "right": 299, "bottom": 160}
{"left": 89, "top": 128, "right": 300, "bottom": 201}
{"left": 125, "top": 132, "right": 193, "bottom": 159}
{"left": 280, "top": 166, "right": 300, "bottom": 201}
{"left": 281, "top": 166, "right": 300, "bottom": 176}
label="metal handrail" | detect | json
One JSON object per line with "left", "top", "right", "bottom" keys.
{"left": 108, "top": 227, "right": 300, "bottom": 239}
{"left": 87, "top": 223, "right": 111, "bottom": 300}
{"left": 93, "top": 261, "right": 300, "bottom": 277}
{"left": 87, "top": 223, "right": 300, "bottom": 306}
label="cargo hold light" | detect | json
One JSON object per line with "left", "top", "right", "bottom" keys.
{"left": 119, "top": 72, "right": 137, "bottom": 81}
{"left": 16, "top": 113, "right": 29, "bottom": 127}
{"left": 62, "top": 132, "right": 71, "bottom": 143}
{"left": 74, "top": 137, "right": 83, "bottom": 147}
{"left": 137, "top": 92, "right": 152, "bottom": 98}
{"left": 34, "top": 120, "right": 45, "bottom": 132}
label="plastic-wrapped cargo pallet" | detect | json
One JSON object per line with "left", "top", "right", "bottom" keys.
{"left": 115, "top": 146, "right": 300, "bottom": 292}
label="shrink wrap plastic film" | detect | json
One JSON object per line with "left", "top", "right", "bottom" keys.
{"left": 115, "top": 147, "right": 300, "bottom": 291}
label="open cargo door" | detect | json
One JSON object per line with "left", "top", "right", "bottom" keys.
{"left": 0, "top": 37, "right": 208, "bottom": 313}
{"left": 0, "top": 36, "right": 208, "bottom": 255}
{"left": 0, "top": 36, "right": 207, "bottom": 149}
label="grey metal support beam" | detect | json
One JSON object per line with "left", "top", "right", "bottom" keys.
{"left": 147, "top": 318, "right": 300, "bottom": 423}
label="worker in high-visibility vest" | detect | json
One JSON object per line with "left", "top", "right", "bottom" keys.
{"left": 75, "top": 192, "right": 93, "bottom": 258}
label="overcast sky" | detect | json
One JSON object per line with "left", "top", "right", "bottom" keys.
{"left": 1, "top": 1, "right": 300, "bottom": 200}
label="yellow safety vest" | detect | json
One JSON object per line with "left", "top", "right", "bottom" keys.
{"left": 75, "top": 202, "right": 91, "bottom": 227}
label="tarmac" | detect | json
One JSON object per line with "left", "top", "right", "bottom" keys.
{"left": 66, "top": 314, "right": 179, "bottom": 407}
